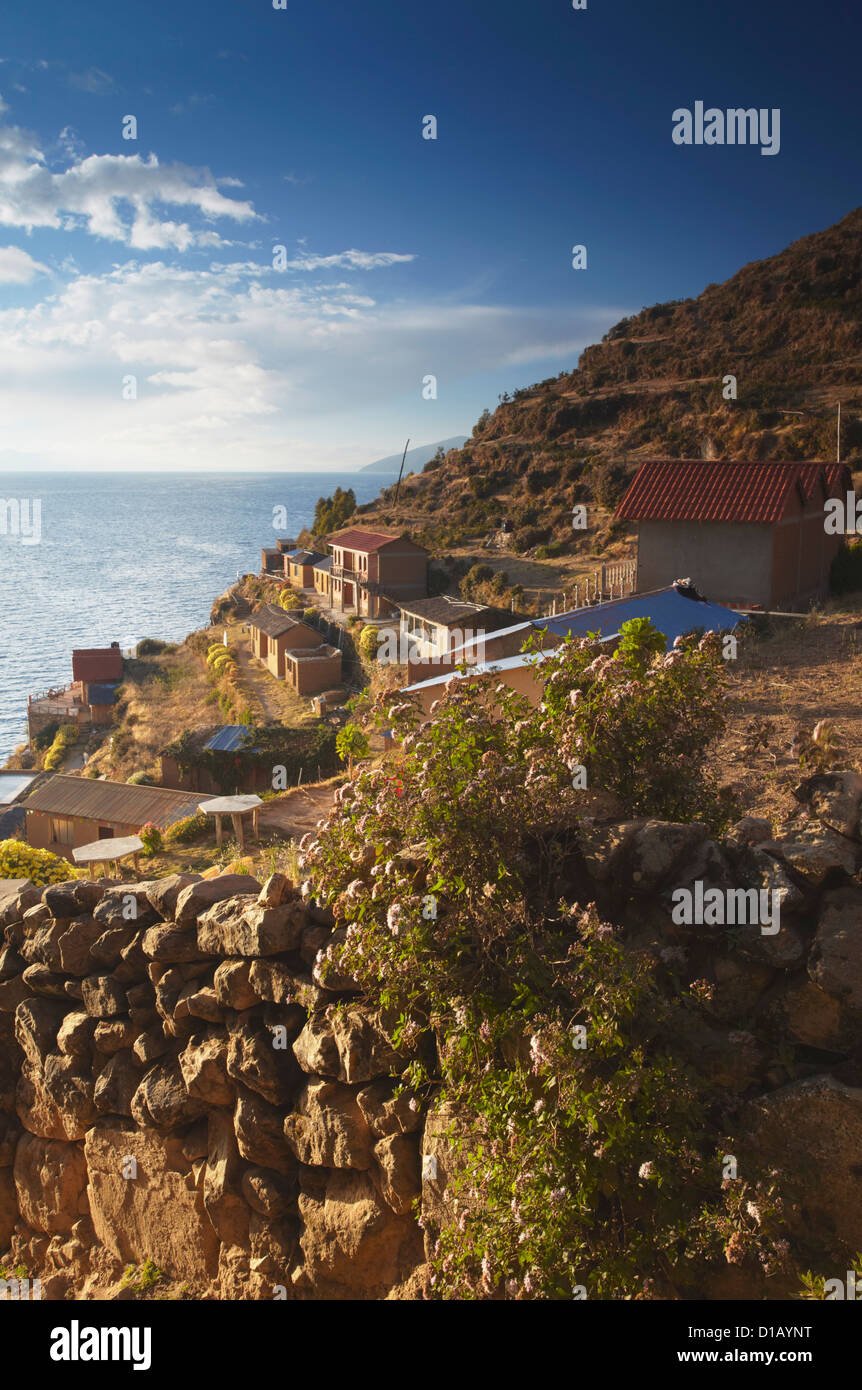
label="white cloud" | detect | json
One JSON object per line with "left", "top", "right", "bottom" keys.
{"left": 69, "top": 67, "right": 116, "bottom": 94}
{"left": 279, "top": 249, "right": 415, "bottom": 271}
{"left": 0, "top": 255, "right": 624, "bottom": 470}
{"left": 0, "top": 119, "right": 259, "bottom": 249}
{"left": 0, "top": 244, "right": 48, "bottom": 283}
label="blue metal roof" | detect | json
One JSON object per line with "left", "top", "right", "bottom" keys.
{"left": 204, "top": 725, "right": 255, "bottom": 753}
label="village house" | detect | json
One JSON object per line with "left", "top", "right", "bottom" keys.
{"left": 159, "top": 726, "right": 271, "bottom": 796}
{"left": 284, "top": 643, "right": 342, "bottom": 695}
{"left": 398, "top": 597, "right": 521, "bottom": 677}
{"left": 401, "top": 583, "right": 745, "bottom": 718}
{"left": 286, "top": 549, "right": 325, "bottom": 588}
{"left": 616, "top": 460, "right": 851, "bottom": 609}
{"left": 247, "top": 606, "right": 322, "bottom": 679}
{"left": 326, "top": 529, "right": 428, "bottom": 619}
{"left": 27, "top": 645, "right": 123, "bottom": 739}
{"left": 23, "top": 775, "right": 201, "bottom": 861}
{"left": 312, "top": 555, "right": 333, "bottom": 599}
{"left": 261, "top": 537, "right": 300, "bottom": 576}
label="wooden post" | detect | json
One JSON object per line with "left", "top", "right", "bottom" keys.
{"left": 214, "top": 814, "right": 224, "bottom": 847}
{"left": 252, "top": 807, "right": 259, "bottom": 840}
{"left": 231, "top": 812, "right": 245, "bottom": 853}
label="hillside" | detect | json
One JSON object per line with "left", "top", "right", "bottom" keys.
{"left": 355, "top": 208, "right": 862, "bottom": 582}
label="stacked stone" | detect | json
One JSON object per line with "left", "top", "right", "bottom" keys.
{"left": 0, "top": 870, "right": 424, "bottom": 1300}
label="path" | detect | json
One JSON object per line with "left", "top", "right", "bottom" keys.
{"left": 258, "top": 783, "right": 340, "bottom": 841}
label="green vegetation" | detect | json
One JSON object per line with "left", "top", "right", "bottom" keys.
{"left": 42, "top": 723, "right": 79, "bottom": 771}
{"left": 120, "top": 1259, "right": 164, "bottom": 1295}
{"left": 312, "top": 486, "right": 356, "bottom": 537}
{"left": 165, "top": 811, "right": 208, "bottom": 845}
{"left": 359, "top": 624, "right": 382, "bottom": 663}
{"left": 830, "top": 537, "right": 862, "bottom": 594}
{"left": 0, "top": 841, "right": 80, "bottom": 885}
{"left": 139, "top": 822, "right": 163, "bottom": 856}
{"left": 297, "top": 622, "right": 775, "bottom": 1299}
{"left": 335, "top": 722, "right": 369, "bottom": 772}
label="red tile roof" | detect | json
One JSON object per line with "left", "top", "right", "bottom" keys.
{"left": 71, "top": 647, "right": 123, "bottom": 682}
{"left": 328, "top": 529, "right": 411, "bottom": 553}
{"left": 616, "top": 460, "right": 849, "bottom": 524}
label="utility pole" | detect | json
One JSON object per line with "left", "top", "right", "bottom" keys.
{"left": 393, "top": 438, "right": 411, "bottom": 506}
{"left": 837, "top": 402, "right": 841, "bottom": 464}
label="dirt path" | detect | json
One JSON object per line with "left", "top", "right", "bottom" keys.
{"left": 259, "top": 782, "right": 340, "bottom": 840}
{"left": 231, "top": 634, "right": 285, "bottom": 722}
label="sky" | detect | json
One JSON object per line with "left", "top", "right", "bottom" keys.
{"left": 0, "top": 0, "right": 860, "bottom": 472}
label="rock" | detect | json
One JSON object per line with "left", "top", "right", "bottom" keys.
{"left": 248, "top": 959, "right": 310, "bottom": 1007}
{"left": 174, "top": 875, "right": 262, "bottom": 925}
{"left": 298, "top": 1167, "right": 422, "bottom": 1299}
{"left": 744, "top": 1074, "right": 862, "bottom": 1249}
{"left": 0, "top": 1113, "right": 22, "bottom": 1167}
{"left": 73, "top": 880, "right": 105, "bottom": 913}
{"left": 707, "top": 955, "right": 774, "bottom": 1025}
{"left": 257, "top": 873, "right": 292, "bottom": 907}
{"left": 374, "top": 1134, "right": 421, "bottom": 1216}
{"left": 41, "top": 883, "right": 82, "bottom": 920}
{"left": 176, "top": 985, "right": 223, "bottom": 1024}
{"left": 14, "top": 1133, "right": 89, "bottom": 1234}
{"left": 93, "top": 1053, "right": 139, "bottom": 1116}
{"left": 57, "top": 916, "right": 106, "bottom": 976}
{"left": 577, "top": 820, "right": 642, "bottom": 883}
{"left": 21, "top": 964, "right": 69, "bottom": 998}
{"left": 0, "top": 942, "right": 25, "bottom": 980}
{"left": 760, "top": 976, "right": 849, "bottom": 1051}
{"left": 213, "top": 959, "right": 258, "bottom": 1011}
{"left": 292, "top": 1011, "right": 341, "bottom": 1077}
{"left": 181, "top": 1120, "right": 209, "bottom": 1162}
{"left": 793, "top": 770, "right": 862, "bottom": 840}
{"left": 14, "top": 997, "right": 69, "bottom": 1068}
{"left": 85, "top": 1120, "right": 219, "bottom": 1281}
{"left": 809, "top": 887, "right": 862, "bottom": 1015}
{"left": 0, "top": 976, "right": 33, "bottom": 1013}
{"left": 298, "top": 1005, "right": 402, "bottom": 1084}
{"left": 145, "top": 872, "right": 203, "bottom": 921}
{"left": 629, "top": 821, "right": 709, "bottom": 892}
{"left": 93, "top": 1018, "right": 137, "bottom": 1054}
{"left": 57, "top": 1011, "right": 96, "bottom": 1058}
{"left": 0, "top": 880, "right": 41, "bottom": 926}
{"left": 81, "top": 975, "right": 128, "bottom": 1019}
{"left": 776, "top": 827, "right": 860, "bottom": 885}
{"left": 131, "top": 1028, "right": 169, "bottom": 1066}
{"left": 196, "top": 896, "right": 306, "bottom": 957}
{"left": 21, "top": 920, "right": 67, "bottom": 971}
{"left": 0, "top": 1167, "right": 15, "bottom": 1248}
{"left": 93, "top": 884, "right": 159, "bottom": 931}
{"left": 225, "top": 1017, "right": 299, "bottom": 1106}
{"left": 204, "top": 1109, "right": 249, "bottom": 1248}
{"left": 141, "top": 923, "right": 212, "bottom": 963}
{"left": 89, "top": 925, "right": 137, "bottom": 969}
{"left": 421, "top": 1101, "right": 475, "bottom": 1233}
{"left": 312, "top": 928, "right": 359, "bottom": 992}
{"left": 179, "top": 1033, "right": 234, "bottom": 1107}
{"left": 299, "top": 924, "right": 330, "bottom": 969}
{"left": 234, "top": 1086, "right": 296, "bottom": 1176}
{"left": 726, "top": 816, "right": 774, "bottom": 846}
{"left": 129, "top": 1061, "right": 207, "bottom": 1131}
{"left": 241, "top": 1167, "right": 296, "bottom": 1218}
{"left": 356, "top": 1081, "right": 423, "bottom": 1138}
{"left": 283, "top": 1079, "right": 373, "bottom": 1169}
{"left": 734, "top": 914, "right": 809, "bottom": 970}
{"left": 17, "top": 1053, "right": 97, "bottom": 1141}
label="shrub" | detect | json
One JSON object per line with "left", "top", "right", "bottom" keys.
{"left": 136, "top": 639, "right": 168, "bottom": 656}
{"left": 126, "top": 771, "right": 154, "bottom": 786}
{"left": 33, "top": 722, "right": 60, "bottom": 751}
{"left": 139, "top": 822, "right": 163, "bottom": 855}
{"left": 295, "top": 625, "right": 783, "bottom": 1300}
{"left": 0, "top": 840, "right": 78, "bottom": 885}
{"left": 830, "top": 537, "right": 862, "bottom": 594}
{"left": 165, "top": 811, "right": 208, "bottom": 845}
{"left": 359, "top": 625, "right": 382, "bottom": 663}
{"left": 303, "top": 608, "right": 319, "bottom": 625}
{"left": 335, "top": 723, "right": 370, "bottom": 771}
{"left": 278, "top": 590, "right": 303, "bottom": 611}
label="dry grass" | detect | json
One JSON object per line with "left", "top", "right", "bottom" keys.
{"left": 712, "top": 597, "right": 862, "bottom": 829}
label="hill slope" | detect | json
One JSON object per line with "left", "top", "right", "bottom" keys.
{"left": 357, "top": 208, "right": 862, "bottom": 561}
{"left": 359, "top": 436, "right": 469, "bottom": 473}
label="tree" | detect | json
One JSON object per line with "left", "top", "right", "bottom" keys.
{"left": 335, "top": 723, "right": 370, "bottom": 773}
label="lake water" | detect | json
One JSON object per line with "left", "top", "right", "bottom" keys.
{"left": 0, "top": 471, "right": 387, "bottom": 762}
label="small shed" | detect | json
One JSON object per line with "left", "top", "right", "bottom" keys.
{"left": 247, "top": 605, "right": 322, "bottom": 679}
{"left": 23, "top": 775, "right": 202, "bottom": 861}
{"left": 284, "top": 643, "right": 342, "bottom": 696}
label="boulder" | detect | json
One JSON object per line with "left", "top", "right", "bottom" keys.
{"left": 141, "top": 923, "right": 213, "bottom": 963}
{"left": 744, "top": 1075, "right": 862, "bottom": 1250}
{"left": 374, "top": 1133, "right": 421, "bottom": 1216}
{"left": 129, "top": 1061, "right": 207, "bottom": 1131}
{"left": 93, "top": 1018, "right": 137, "bottom": 1053}
{"left": 204, "top": 1109, "right": 249, "bottom": 1248}
{"left": 93, "top": 884, "right": 159, "bottom": 931}
{"left": 257, "top": 873, "right": 293, "bottom": 907}
{"left": 41, "top": 883, "right": 82, "bottom": 920}
{"left": 225, "top": 1017, "right": 299, "bottom": 1106}
{"left": 81, "top": 975, "right": 128, "bottom": 1019}
{"left": 14, "top": 1132, "right": 89, "bottom": 1234}
{"left": 93, "top": 1053, "right": 139, "bottom": 1116}
{"left": 760, "top": 976, "right": 849, "bottom": 1051}
{"left": 294, "top": 1005, "right": 402, "bottom": 1085}
{"left": 14, "top": 997, "right": 69, "bottom": 1069}
{"left": 793, "top": 770, "right": 862, "bottom": 840}
{"left": 234, "top": 1086, "right": 296, "bottom": 1176}
{"left": 241, "top": 1167, "right": 296, "bottom": 1218}
{"left": 21, "top": 964, "right": 69, "bottom": 998}
{"left": 298, "top": 1167, "right": 422, "bottom": 1299}
{"left": 629, "top": 821, "right": 709, "bottom": 892}
{"left": 89, "top": 925, "right": 137, "bottom": 969}
{"left": 809, "top": 887, "right": 862, "bottom": 1015}
{"left": 17, "top": 1053, "right": 97, "bottom": 1141}
{"left": 57, "top": 1011, "right": 96, "bottom": 1058}
{"left": 85, "top": 1120, "right": 219, "bottom": 1280}
{"left": 0, "top": 1168, "right": 15, "bottom": 1249}
{"left": 174, "top": 875, "right": 262, "bottom": 925}
{"left": 179, "top": 1033, "right": 234, "bottom": 1107}
{"left": 57, "top": 916, "right": 106, "bottom": 976}
{"left": 145, "top": 872, "right": 204, "bottom": 921}
{"left": 213, "top": 959, "right": 258, "bottom": 1011}
{"left": 776, "top": 827, "right": 860, "bottom": 885}
{"left": 356, "top": 1081, "right": 423, "bottom": 1139}
{"left": 283, "top": 1079, "right": 373, "bottom": 1169}
{"left": 196, "top": 896, "right": 306, "bottom": 958}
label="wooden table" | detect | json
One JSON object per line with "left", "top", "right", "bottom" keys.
{"left": 198, "top": 795, "right": 263, "bottom": 852}
{"left": 72, "top": 834, "right": 145, "bottom": 879}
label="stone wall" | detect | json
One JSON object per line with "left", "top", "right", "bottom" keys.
{"left": 1, "top": 767, "right": 862, "bottom": 1299}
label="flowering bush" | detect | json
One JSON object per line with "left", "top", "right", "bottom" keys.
{"left": 0, "top": 840, "right": 78, "bottom": 885}
{"left": 298, "top": 623, "right": 792, "bottom": 1298}
{"left": 138, "top": 822, "right": 163, "bottom": 856}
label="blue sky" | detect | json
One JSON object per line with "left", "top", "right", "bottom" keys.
{"left": 0, "top": 0, "right": 859, "bottom": 471}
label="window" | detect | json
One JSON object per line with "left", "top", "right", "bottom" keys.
{"left": 50, "top": 817, "right": 75, "bottom": 845}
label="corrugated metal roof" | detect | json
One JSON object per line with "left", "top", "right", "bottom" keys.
{"left": 313, "top": 556, "right": 333, "bottom": 571}
{"left": 0, "top": 772, "right": 38, "bottom": 805}
{"left": 398, "top": 596, "right": 518, "bottom": 629}
{"left": 288, "top": 550, "right": 324, "bottom": 565}
{"left": 616, "top": 460, "right": 846, "bottom": 523}
{"left": 71, "top": 648, "right": 123, "bottom": 682}
{"left": 204, "top": 726, "right": 255, "bottom": 753}
{"left": 23, "top": 775, "right": 202, "bottom": 829}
